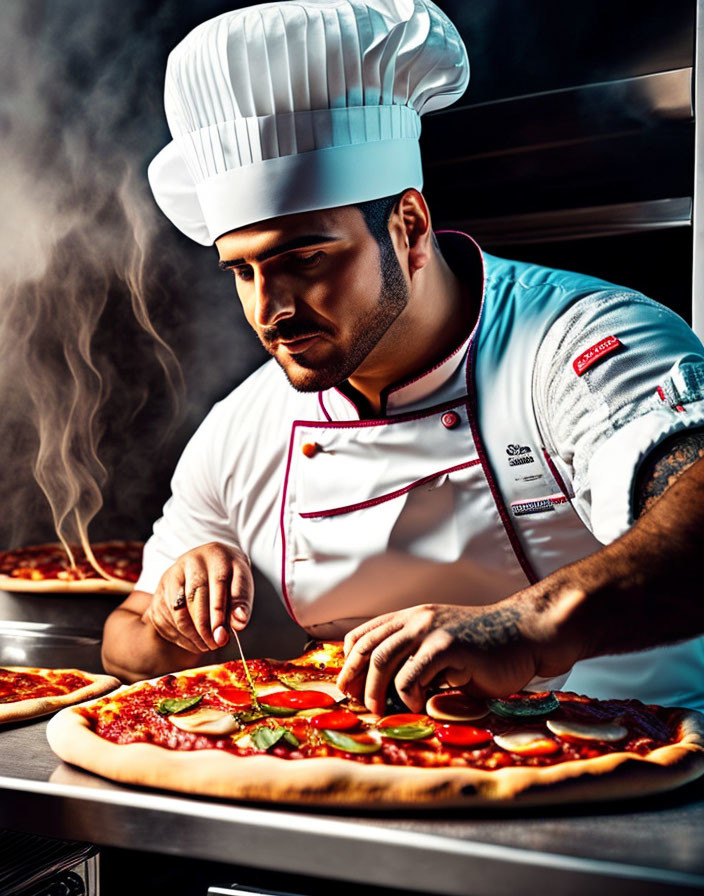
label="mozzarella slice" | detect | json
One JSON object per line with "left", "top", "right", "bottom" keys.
{"left": 168, "top": 708, "right": 239, "bottom": 736}
{"left": 546, "top": 718, "right": 628, "bottom": 742}
{"left": 493, "top": 731, "right": 557, "bottom": 754}
{"left": 426, "top": 692, "right": 489, "bottom": 722}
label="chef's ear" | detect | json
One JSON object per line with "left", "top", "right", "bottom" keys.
{"left": 389, "top": 189, "right": 433, "bottom": 278}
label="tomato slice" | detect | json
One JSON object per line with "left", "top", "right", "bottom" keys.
{"left": 262, "top": 690, "right": 337, "bottom": 710}
{"left": 435, "top": 724, "right": 492, "bottom": 747}
{"left": 218, "top": 687, "right": 254, "bottom": 706}
{"left": 310, "top": 709, "right": 359, "bottom": 730}
{"left": 378, "top": 713, "right": 431, "bottom": 728}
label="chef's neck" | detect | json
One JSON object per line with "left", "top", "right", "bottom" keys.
{"left": 345, "top": 239, "right": 475, "bottom": 417}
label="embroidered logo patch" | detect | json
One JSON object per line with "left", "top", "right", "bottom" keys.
{"left": 573, "top": 335, "right": 622, "bottom": 376}
{"left": 511, "top": 495, "right": 567, "bottom": 516}
{"left": 506, "top": 444, "right": 535, "bottom": 467}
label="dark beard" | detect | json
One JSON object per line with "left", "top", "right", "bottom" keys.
{"left": 272, "top": 242, "right": 408, "bottom": 393}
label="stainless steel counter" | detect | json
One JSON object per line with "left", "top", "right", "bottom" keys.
{"left": 1, "top": 717, "right": 704, "bottom": 895}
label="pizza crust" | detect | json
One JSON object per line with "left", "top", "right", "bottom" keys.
{"left": 46, "top": 691, "right": 704, "bottom": 809}
{"left": 0, "top": 573, "right": 134, "bottom": 594}
{"left": 0, "top": 540, "right": 141, "bottom": 594}
{"left": 0, "top": 668, "right": 120, "bottom": 724}
{"left": 0, "top": 575, "right": 133, "bottom": 594}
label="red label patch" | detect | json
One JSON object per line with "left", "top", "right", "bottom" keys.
{"left": 573, "top": 335, "right": 622, "bottom": 376}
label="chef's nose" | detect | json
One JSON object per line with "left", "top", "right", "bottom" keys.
{"left": 252, "top": 271, "right": 295, "bottom": 328}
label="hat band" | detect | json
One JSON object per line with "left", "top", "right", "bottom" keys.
{"left": 196, "top": 137, "right": 423, "bottom": 242}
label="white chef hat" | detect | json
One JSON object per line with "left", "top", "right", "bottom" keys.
{"left": 148, "top": 0, "right": 469, "bottom": 245}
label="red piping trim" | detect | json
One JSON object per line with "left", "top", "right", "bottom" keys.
{"left": 318, "top": 392, "right": 332, "bottom": 422}
{"left": 289, "top": 397, "right": 467, "bottom": 433}
{"left": 462, "top": 248, "right": 538, "bottom": 586}
{"left": 542, "top": 449, "right": 572, "bottom": 500}
{"left": 382, "top": 337, "right": 470, "bottom": 407}
{"left": 300, "top": 459, "right": 481, "bottom": 519}
{"left": 331, "top": 385, "right": 362, "bottom": 419}
{"left": 279, "top": 425, "right": 302, "bottom": 625}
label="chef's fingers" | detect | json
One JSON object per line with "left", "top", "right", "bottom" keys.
{"left": 363, "top": 629, "right": 422, "bottom": 715}
{"left": 201, "top": 551, "right": 236, "bottom": 648}
{"left": 182, "top": 567, "right": 220, "bottom": 651}
{"left": 148, "top": 588, "right": 206, "bottom": 654}
{"left": 394, "top": 634, "right": 466, "bottom": 713}
{"left": 342, "top": 611, "right": 397, "bottom": 657}
{"left": 228, "top": 555, "right": 254, "bottom": 634}
{"left": 337, "top": 615, "right": 406, "bottom": 693}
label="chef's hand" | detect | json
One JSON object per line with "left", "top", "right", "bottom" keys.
{"left": 337, "top": 594, "right": 584, "bottom": 714}
{"left": 143, "top": 542, "right": 254, "bottom": 654}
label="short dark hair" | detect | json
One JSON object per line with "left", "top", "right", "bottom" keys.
{"left": 354, "top": 192, "right": 405, "bottom": 246}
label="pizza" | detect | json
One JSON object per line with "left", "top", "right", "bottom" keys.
{"left": 0, "top": 666, "right": 119, "bottom": 724}
{"left": 0, "top": 541, "right": 143, "bottom": 594}
{"left": 46, "top": 642, "right": 704, "bottom": 808}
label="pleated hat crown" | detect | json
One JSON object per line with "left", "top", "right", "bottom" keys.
{"left": 148, "top": 0, "right": 469, "bottom": 245}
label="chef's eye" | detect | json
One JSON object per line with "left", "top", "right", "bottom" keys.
{"left": 294, "top": 251, "right": 324, "bottom": 268}
{"left": 233, "top": 265, "right": 254, "bottom": 282}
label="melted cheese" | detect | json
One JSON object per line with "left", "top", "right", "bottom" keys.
{"left": 546, "top": 718, "right": 628, "bottom": 742}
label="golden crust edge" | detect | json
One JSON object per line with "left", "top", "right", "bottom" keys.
{"left": 46, "top": 701, "right": 704, "bottom": 808}
{"left": 0, "top": 574, "right": 133, "bottom": 594}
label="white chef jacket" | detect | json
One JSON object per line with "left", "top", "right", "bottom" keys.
{"left": 137, "top": 232, "right": 704, "bottom": 708}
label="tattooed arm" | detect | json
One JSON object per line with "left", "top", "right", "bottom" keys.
{"left": 633, "top": 427, "right": 704, "bottom": 517}
{"left": 338, "top": 431, "right": 704, "bottom": 712}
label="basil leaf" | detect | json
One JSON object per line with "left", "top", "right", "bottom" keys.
{"left": 282, "top": 729, "right": 300, "bottom": 748}
{"left": 378, "top": 724, "right": 435, "bottom": 741}
{"left": 488, "top": 692, "right": 559, "bottom": 719}
{"left": 156, "top": 694, "right": 203, "bottom": 716}
{"left": 233, "top": 709, "right": 266, "bottom": 724}
{"left": 321, "top": 730, "right": 381, "bottom": 754}
{"left": 258, "top": 702, "right": 299, "bottom": 717}
{"left": 251, "top": 725, "right": 300, "bottom": 752}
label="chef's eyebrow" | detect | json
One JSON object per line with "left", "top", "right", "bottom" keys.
{"left": 218, "top": 234, "right": 342, "bottom": 270}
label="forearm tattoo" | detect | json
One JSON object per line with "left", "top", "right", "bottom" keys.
{"left": 437, "top": 605, "right": 522, "bottom": 651}
{"left": 634, "top": 428, "right": 704, "bottom": 518}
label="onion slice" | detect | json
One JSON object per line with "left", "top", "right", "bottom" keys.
{"left": 168, "top": 707, "right": 240, "bottom": 735}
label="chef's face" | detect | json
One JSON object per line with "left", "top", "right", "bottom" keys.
{"left": 216, "top": 205, "right": 408, "bottom": 392}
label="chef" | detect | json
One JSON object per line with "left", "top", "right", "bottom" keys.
{"left": 103, "top": 0, "right": 704, "bottom": 714}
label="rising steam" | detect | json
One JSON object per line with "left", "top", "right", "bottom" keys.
{"left": 0, "top": 0, "right": 185, "bottom": 564}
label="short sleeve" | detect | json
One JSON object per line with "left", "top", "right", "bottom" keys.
{"left": 134, "top": 404, "right": 242, "bottom": 594}
{"left": 533, "top": 291, "right": 704, "bottom": 544}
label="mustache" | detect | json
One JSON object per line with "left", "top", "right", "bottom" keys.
{"left": 260, "top": 320, "right": 329, "bottom": 345}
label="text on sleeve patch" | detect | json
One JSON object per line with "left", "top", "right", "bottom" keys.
{"left": 572, "top": 335, "right": 623, "bottom": 376}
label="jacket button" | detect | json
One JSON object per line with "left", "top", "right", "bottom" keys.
{"left": 301, "top": 441, "right": 320, "bottom": 458}
{"left": 441, "top": 411, "right": 460, "bottom": 429}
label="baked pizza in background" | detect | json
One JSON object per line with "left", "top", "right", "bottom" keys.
{"left": 46, "top": 642, "right": 704, "bottom": 808}
{"left": 0, "top": 666, "right": 119, "bottom": 724}
{"left": 0, "top": 541, "right": 143, "bottom": 594}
